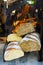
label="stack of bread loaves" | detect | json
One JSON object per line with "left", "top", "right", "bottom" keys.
{"left": 4, "top": 32, "right": 41, "bottom": 61}
{"left": 3, "top": 3, "right": 41, "bottom": 61}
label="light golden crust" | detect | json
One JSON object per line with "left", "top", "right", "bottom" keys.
{"left": 7, "top": 34, "right": 22, "bottom": 42}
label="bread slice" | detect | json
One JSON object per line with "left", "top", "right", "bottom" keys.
{"left": 4, "top": 42, "right": 24, "bottom": 61}
{"left": 14, "top": 23, "right": 35, "bottom": 36}
{"left": 7, "top": 34, "right": 22, "bottom": 42}
{"left": 20, "top": 33, "right": 41, "bottom": 52}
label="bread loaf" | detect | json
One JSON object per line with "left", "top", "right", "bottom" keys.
{"left": 4, "top": 42, "right": 24, "bottom": 61}
{"left": 14, "top": 23, "right": 35, "bottom": 36}
{"left": 7, "top": 34, "right": 22, "bottom": 42}
{"left": 20, "top": 33, "right": 41, "bottom": 52}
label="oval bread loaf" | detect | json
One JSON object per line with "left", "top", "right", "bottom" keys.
{"left": 4, "top": 42, "right": 24, "bottom": 61}
{"left": 20, "top": 33, "right": 41, "bottom": 52}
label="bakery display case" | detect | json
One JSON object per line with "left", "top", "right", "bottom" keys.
{"left": 0, "top": 0, "right": 43, "bottom": 62}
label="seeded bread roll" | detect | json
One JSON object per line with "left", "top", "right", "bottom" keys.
{"left": 14, "top": 23, "right": 35, "bottom": 36}
{"left": 20, "top": 33, "right": 41, "bottom": 52}
{"left": 7, "top": 34, "right": 22, "bottom": 42}
{"left": 4, "top": 42, "right": 24, "bottom": 61}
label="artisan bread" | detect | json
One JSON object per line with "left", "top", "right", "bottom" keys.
{"left": 14, "top": 23, "right": 35, "bottom": 36}
{"left": 7, "top": 34, "right": 22, "bottom": 42}
{"left": 4, "top": 42, "right": 24, "bottom": 61}
{"left": 20, "top": 33, "right": 41, "bottom": 52}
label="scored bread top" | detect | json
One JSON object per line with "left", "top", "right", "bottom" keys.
{"left": 20, "top": 33, "right": 41, "bottom": 47}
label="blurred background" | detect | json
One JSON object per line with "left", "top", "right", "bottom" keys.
{"left": 0, "top": 0, "right": 43, "bottom": 65}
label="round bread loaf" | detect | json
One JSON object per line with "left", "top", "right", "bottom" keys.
{"left": 4, "top": 42, "right": 24, "bottom": 61}
{"left": 7, "top": 34, "right": 22, "bottom": 42}
{"left": 20, "top": 33, "right": 41, "bottom": 52}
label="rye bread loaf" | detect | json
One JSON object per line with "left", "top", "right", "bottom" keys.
{"left": 20, "top": 33, "right": 41, "bottom": 52}
{"left": 4, "top": 42, "right": 24, "bottom": 61}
